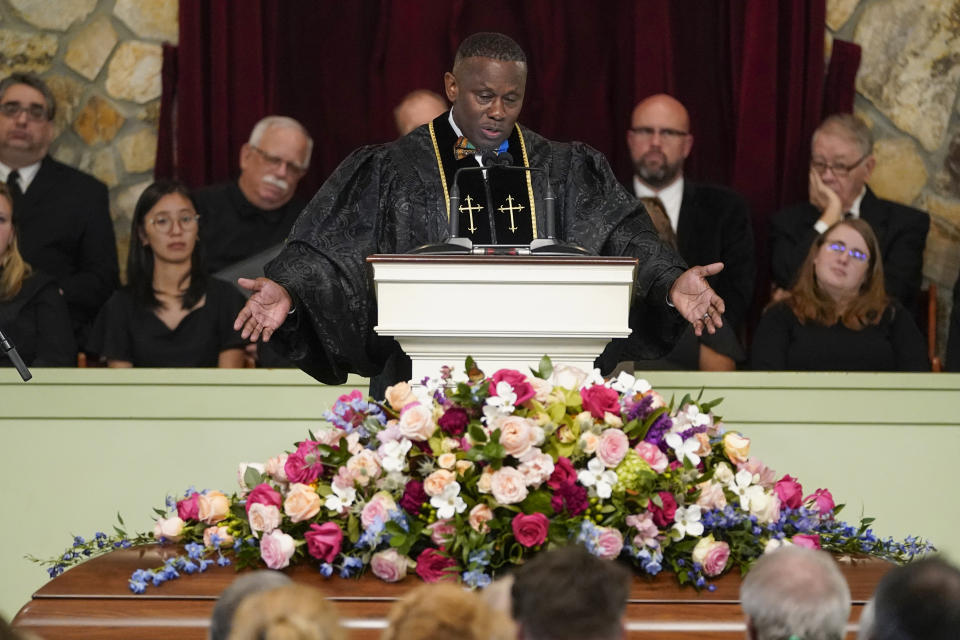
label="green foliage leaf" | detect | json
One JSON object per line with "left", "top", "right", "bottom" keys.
{"left": 468, "top": 424, "right": 487, "bottom": 444}
{"left": 243, "top": 466, "right": 264, "bottom": 490}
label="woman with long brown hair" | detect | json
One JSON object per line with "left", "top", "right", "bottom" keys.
{"left": 0, "top": 182, "right": 76, "bottom": 366}
{"left": 751, "top": 219, "right": 927, "bottom": 371}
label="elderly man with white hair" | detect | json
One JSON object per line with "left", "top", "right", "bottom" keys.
{"left": 740, "top": 545, "right": 851, "bottom": 640}
{"left": 194, "top": 115, "right": 313, "bottom": 274}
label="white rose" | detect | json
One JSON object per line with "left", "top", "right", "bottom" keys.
{"left": 153, "top": 516, "right": 185, "bottom": 542}
{"left": 248, "top": 503, "right": 282, "bottom": 535}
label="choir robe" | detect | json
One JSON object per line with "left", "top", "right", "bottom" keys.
{"left": 265, "top": 113, "right": 689, "bottom": 389}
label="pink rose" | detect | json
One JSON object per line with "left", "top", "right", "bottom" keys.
{"left": 634, "top": 441, "right": 668, "bottom": 473}
{"left": 246, "top": 483, "right": 283, "bottom": 515}
{"left": 468, "top": 504, "right": 494, "bottom": 533}
{"left": 361, "top": 491, "right": 398, "bottom": 529}
{"left": 648, "top": 491, "right": 677, "bottom": 528}
{"left": 260, "top": 529, "right": 296, "bottom": 569}
{"left": 490, "top": 467, "right": 529, "bottom": 504}
{"left": 284, "top": 440, "right": 324, "bottom": 484}
{"left": 594, "top": 527, "right": 624, "bottom": 559}
{"left": 346, "top": 449, "right": 382, "bottom": 486}
{"left": 804, "top": 488, "right": 835, "bottom": 514}
{"left": 153, "top": 516, "right": 185, "bottom": 542}
{"left": 696, "top": 481, "right": 728, "bottom": 510}
{"left": 512, "top": 512, "right": 549, "bottom": 547}
{"left": 738, "top": 457, "right": 777, "bottom": 488}
{"left": 774, "top": 475, "right": 804, "bottom": 509}
{"left": 265, "top": 454, "right": 289, "bottom": 483}
{"left": 177, "top": 492, "right": 200, "bottom": 521}
{"left": 792, "top": 534, "right": 822, "bottom": 549}
{"left": 371, "top": 549, "right": 408, "bottom": 582}
{"left": 580, "top": 384, "right": 621, "bottom": 419}
{"left": 497, "top": 416, "right": 536, "bottom": 459}
{"left": 691, "top": 535, "right": 730, "bottom": 576}
{"left": 197, "top": 491, "right": 230, "bottom": 524}
{"left": 626, "top": 512, "right": 659, "bottom": 548}
{"left": 596, "top": 429, "right": 629, "bottom": 468}
{"left": 489, "top": 369, "right": 535, "bottom": 406}
{"left": 427, "top": 519, "right": 457, "bottom": 546}
{"left": 398, "top": 403, "right": 437, "bottom": 441}
{"left": 415, "top": 548, "right": 458, "bottom": 583}
{"left": 248, "top": 503, "right": 282, "bottom": 534}
{"left": 518, "top": 450, "right": 555, "bottom": 486}
{"left": 305, "top": 522, "right": 343, "bottom": 563}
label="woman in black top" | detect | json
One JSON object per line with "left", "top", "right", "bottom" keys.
{"left": 89, "top": 180, "right": 246, "bottom": 367}
{"left": 0, "top": 182, "right": 76, "bottom": 367}
{"left": 752, "top": 219, "right": 927, "bottom": 371}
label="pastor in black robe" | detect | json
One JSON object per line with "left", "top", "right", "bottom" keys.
{"left": 265, "top": 113, "right": 689, "bottom": 387}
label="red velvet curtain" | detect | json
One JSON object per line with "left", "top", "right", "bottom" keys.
{"left": 158, "top": 0, "right": 831, "bottom": 313}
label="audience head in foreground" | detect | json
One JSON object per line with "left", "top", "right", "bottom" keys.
{"left": 239, "top": 115, "right": 313, "bottom": 211}
{"left": 382, "top": 582, "right": 515, "bottom": 640}
{"left": 740, "top": 545, "right": 850, "bottom": 640}
{"left": 393, "top": 89, "right": 448, "bottom": 136}
{"left": 210, "top": 569, "right": 292, "bottom": 640}
{"left": 511, "top": 544, "right": 631, "bottom": 640}
{"left": 868, "top": 556, "right": 960, "bottom": 640}
{"left": 227, "top": 583, "right": 343, "bottom": 640}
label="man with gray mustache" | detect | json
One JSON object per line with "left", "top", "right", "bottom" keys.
{"left": 194, "top": 115, "right": 313, "bottom": 273}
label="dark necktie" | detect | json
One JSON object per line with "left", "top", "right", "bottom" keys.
{"left": 7, "top": 169, "right": 23, "bottom": 200}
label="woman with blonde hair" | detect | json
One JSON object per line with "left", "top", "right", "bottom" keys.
{"left": 0, "top": 182, "right": 75, "bottom": 366}
{"left": 382, "top": 582, "right": 515, "bottom": 640}
{"left": 751, "top": 218, "right": 927, "bottom": 371}
{"left": 227, "top": 584, "right": 344, "bottom": 640}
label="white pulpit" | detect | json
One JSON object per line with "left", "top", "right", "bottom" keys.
{"left": 368, "top": 255, "right": 637, "bottom": 380}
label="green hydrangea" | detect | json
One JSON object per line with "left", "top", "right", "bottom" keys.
{"left": 614, "top": 449, "right": 657, "bottom": 494}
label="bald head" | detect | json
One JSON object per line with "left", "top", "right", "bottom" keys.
{"left": 394, "top": 90, "right": 448, "bottom": 136}
{"left": 627, "top": 94, "right": 693, "bottom": 190}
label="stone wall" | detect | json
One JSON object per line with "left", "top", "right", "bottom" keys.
{"left": 829, "top": 0, "right": 960, "bottom": 359}
{"left": 0, "top": 0, "right": 175, "bottom": 277}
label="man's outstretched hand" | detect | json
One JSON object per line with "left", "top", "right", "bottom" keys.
{"left": 234, "top": 277, "right": 292, "bottom": 342}
{"left": 669, "top": 263, "right": 726, "bottom": 336}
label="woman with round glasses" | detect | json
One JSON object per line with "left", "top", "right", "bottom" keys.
{"left": 751, "top": 218, "right": 927, "bottom": 371}
{"left": 0, "top": 183, "right": 76, "bottom": 366}
{"left": 88, "top": 180, "right": 247, "bottom": 367}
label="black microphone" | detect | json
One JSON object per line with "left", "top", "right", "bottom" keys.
{"left": 0, "top": 325, "right": 32, "bottom": 382}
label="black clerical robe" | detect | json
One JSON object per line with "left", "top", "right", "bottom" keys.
{"left": 265, "top": 114, "right": 688, "bottom": 385}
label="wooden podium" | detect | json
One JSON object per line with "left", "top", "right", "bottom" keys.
{"left": 368, "top": 254, "right": 637, "bottom": 381}
{"left": 13, "top": 545, "right": 890, "bottom": 639}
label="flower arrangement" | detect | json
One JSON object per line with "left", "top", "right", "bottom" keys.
{"left": 38, "top": 358, "right": 933, "bottom": 591}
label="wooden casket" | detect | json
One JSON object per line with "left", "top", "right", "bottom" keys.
{"left": 13, "top": 545, "right": 891, "bottom": 639}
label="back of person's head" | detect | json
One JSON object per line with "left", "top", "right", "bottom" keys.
{"left": 227, "top": 583, "right": 343, "bottom": 640}
{"left": 382, "top": 582, "right": 515, "bottom": 640}
{"left": 0, "top": 182, "right": 31, "bottom": 301}
{"left": 127, "top": 179, "right": 206, "bottom": 308}
{"left": 210, "top": 570, "right": 293, "bottom": 640}
{"left": 869, "top": 556, "right": 960, "bottom": 640}
{"left": 740, "top": 546, "right": 851, "bottom": 640}
{"left": 511, "top": 545, "right": 630, "bottom": 640}
{"left": 788, "top": 218, "right": 887, "bottom": 330}
{"left": 393, "top": 90, "right": 448, "bottom": 136}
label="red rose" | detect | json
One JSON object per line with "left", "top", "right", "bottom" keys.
{"left": 415, "top": 548, "right": 458, "bottom": 583}
{"left": 177, "top": 492, "right": 200, "bottom": 521}
{"left": 774, "top": 474, "right": 804, "bottom": 509}
{"left": 245, "top": 483, "right": 283, "bottom": 515}
{"left": 580, "top": 384, "right": 621, "bottom": 419}
{"left": 305, "top": 522, "right": 343, "bottom": 562}
{"left": 547, "top": 456, "right": 577, "bottom": 489}
{"left": 489, "top": 369, "right": 536, "bottom": 406}
{"left": 438, "top": 407, "right": 469, "bottom": 436}
{"left": 792, "top": 534, "right": 821, "bottom": 550}
{"left": 512, "top": 512, "right": 550, "bottom": 547}
{"left": 648, "top": 491, "right": 677, "bottom": 528}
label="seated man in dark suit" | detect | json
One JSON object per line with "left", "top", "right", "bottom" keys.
{"left": 0, "top": 72, "right": 118, "bottom": 346}
{"left": 770, "top": 113, "right": 929, "bottom": 312}
{"left": 194, "top": 115, "right": 312, "bottom": 275}
{"left": 624, "top": 94, "right": 754, "bottom": 370}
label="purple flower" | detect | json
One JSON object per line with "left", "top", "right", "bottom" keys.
{"left": 644, "top": 413, "right": 673, "bottom": 449}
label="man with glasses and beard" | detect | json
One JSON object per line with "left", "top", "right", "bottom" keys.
{"left": 0, "top": 72, "right": 117, "bottom": 349}
{"left": 624, "top": 94, "right": 754, "bottom": 370}
{"left": 770, "top": 113, "right": 929, "bottom": 312}
{"left": 194, "top": 116, "right": 313, "bottom": 274}
{"left": 235, "top": 33, "right": 728, "bottom": 393}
